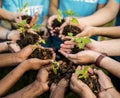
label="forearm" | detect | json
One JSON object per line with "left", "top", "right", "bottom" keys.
{"left": 88, "top": 39, "right": 120, "bottom": 56}
{"left": 100, "top": 56, "right": 120, "bottom": 78}
{"left": 42, "top": 16, "right": 48, "bottom": 26}
{"left": 0, "top": 26, "right": 10, "bottom": 40}
{"left": 78, "top": 0, "right": 119, "bottom": 26}
{"left": 0, "top": 42, "right": 9, "bottom": 52}
{"left": 0, "top": 53, "right": 22, "bottom": 67}
{"left": 0, "top": 8, "right": 15, "bottom": 21}
{"left": 4, "top": 80, "right": 47, "bottom": 98}
{"left": 49, "top": 0, "right": 58, "bottom": 16}
{"left": 100, "top": 88, "right": 120, "bottom": 98}
{"left": 95, "top": 26, "right": 120, "bottom": 38}
{"left": 0, "top": 62, "right": 28, "bottom": 97}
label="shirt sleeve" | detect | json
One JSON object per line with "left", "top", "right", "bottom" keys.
{"left": 116, "top": 0, "right": 120, "bottom": 3}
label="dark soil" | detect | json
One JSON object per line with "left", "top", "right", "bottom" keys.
{"left": 29, "top": 48, "right": 53, "bottom": 60}
{"left": 62, "top": 25, "right": 81, "bottom": 36}
{"left": 52, "top": 19, "right": 65, "bottom": 29}
{"left": 22, "top": 15, "right": 32, "bottom": 24}
{"left": 81, "top": 74, "right": 100, "bottom": 95}
{"left": 71, "top": 45, "right": 83, "bottom": 54}
{"left": 37, "top": 31, "right": 44, "bottom": 36}
{"left": 17, "top": 32, "right": 39, "bottom": 48}
{"left": 51, "top": 18, "right": 65, "bottom": 34}
{"left": 49, "top": 59, "right": 77, "bottom": 85}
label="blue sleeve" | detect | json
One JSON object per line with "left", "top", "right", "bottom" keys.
{"left": 116, "top": 0, "right": 120, "bottom": 3}
{"left": 98, "top": 0, "right": 108, "bottom": 4}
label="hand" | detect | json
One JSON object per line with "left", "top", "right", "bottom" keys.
{"left": 7, "top": 30, "right": 20, "bottom": 41}
{"left": 22, "top": 58, "right": 52, "bottom": 71}
{"left": 70, "top": 66, "right": 96, "bottom": 98}
{"left": 47, "top": 15, "right": 62, "bottom": 36}
{"left": 39, "top": 26, "right": 49, "bottom": 41}
{"left": 59, "top": 49, "right": 100, "bottom": 64}
{"left": 59, "top": 41, "right": 76, "bottom": 53}
{"left": 15, "top": 45, "right": 34, "bottom": 62}
{"left": 50, "top": 78, "right": 69, "bottom": 98}
{"left": 7, "top": 41, "right": 21, "bottom": 52}
{"left": 76, "top": 26, "right": 98, "bottom": 38}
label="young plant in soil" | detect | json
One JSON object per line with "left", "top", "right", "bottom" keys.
{"left": 68, "top": 32, "right": 91, "bottom": 53}
{"left": 61, "top": 9, "right": 81, "bottom": 36}
{"left": 29, "top": 45, "right": 55, "bottom": 60}
{"left": 76, "top": 66, "right": 100, "bottom": 95}
{"left": 19, "top": 2, "right": 32, "bottom": 24}
{"left": 51, "top": 9, "right": 65, "bottom": 34}
{"left": 49, "top": 58, "right": 77, "bottom": 85}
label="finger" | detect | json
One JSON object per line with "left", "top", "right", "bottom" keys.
{"left": 41, "top": 60, "right": 53, "bottom": 65}
{"left": 58, "top": 49, "right": 69, "bottom": 58}
{"left": 60, "top": 43, "right": 74, "bottom": 49}
{"left": 59, "top": 48, "right": 72, "bottom": 54}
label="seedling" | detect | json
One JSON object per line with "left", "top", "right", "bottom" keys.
{"left": 32, "top": 24, "right": 45, "bottom": 32}
{"left": 76, "top": 66, "right": 90, "bottom": 79}
{"left": 64, "top": 9, "right": 79, "bottom": 24}
{"left": 19, "top": 2, "right": 29, "bottom": 14}
{"left": 52, "top": 61, "right": 60, "bottom": 75}
{"left": 56, "top": 9, "right": 63, "bottom": 23}
{"left": 17, "top": 20, "right": 27, "bottom": 37}
{"left": 68, "top": 32, "right": 91, "bottom": 49}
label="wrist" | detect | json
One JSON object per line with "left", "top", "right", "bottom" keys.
{"left": 95, "top": 54, "right": 106, "bottom": 66}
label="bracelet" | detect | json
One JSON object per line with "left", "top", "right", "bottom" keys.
{"left": 5, "top": 31, "right": 10, "bottom": 39}
{"left": 95, "top": 54, "right": 106, "bottom": 66}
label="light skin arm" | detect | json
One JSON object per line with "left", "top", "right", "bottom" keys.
{"left": 0, "top": 42, "right": 9, "bottom": 52}
{"left": 86, "top": 39, "right": 120, "bottom": 56}
{"left": 59, "top": 50, "right": 120, "bottom": 78}
{"left": 78, "top": 0, "right": 119, "bottom": 26}
{"left": 0, "top": 8, "right": 17, "bottom": 22}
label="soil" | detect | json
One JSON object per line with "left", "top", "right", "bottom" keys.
{"left": 81, "top": 73, "right": 100, "bottom": 95}
{"left": 51, "top": 18, "right": 65, "bottom": 34}
{"left": 29, "top": 48, "right": 53, "bottom": 60}
{"left": 62, "top": 25, "right": 81, "bottom": 36}
{"left": 37, "top": 31, "right": 44, "bottom": 37}
{"left": 22, "top": 15, "right": 32, "bottom": 24}
{"left": 49, "top": 58, "right": 77, "bottom": 85}
{"left": 71, "top": 45, "right": 83, "bottom": 54}
{"left": 17, "top": 32, "right": 39, "bottom": 48}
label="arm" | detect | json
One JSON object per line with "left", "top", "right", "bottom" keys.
{"left": 59, "top": 50, "right": 120, "bottom": 78}
{"left": 49, "top": 0, "right": 59, "bottom": 16}
{"left": 0, "top": 59, "right": 51, "bottom": 97}
{"left": 3, "top": 67, "right": 51, "bottom": 98}
{"left": 0, "top": 8, "right": 17, "bottom": 22}
{"left": 86, "top": 39, "right": 120, "bottom": 56}
{"left": 78, "top": 0, "right": 119, "bottom": 26}
{"left": 0, "top": 45, "right": 33, "bottom": 67}
{"left": 0, "top": 42, "right": 9, "bottom": 52}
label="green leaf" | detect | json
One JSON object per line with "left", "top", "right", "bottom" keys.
{"left": 78, "top": 42, "right": 85, "bottom": 49}
{"left": 71, "top": 17, "right": 79, "bottom": 24}
{"left": 68, "top": 32, "right": 73, "bottom": 37}
{"left": 57, "top": 9, "right": 63, "bottom": 17}
{"left": 52, "top": 66, "right": 57, "bottom": 75}
{"left": 84, "top": 37, "right": 91, "bottom": 44}
{"left": 20, "top": 2, "right": 29, "bottom": 13}
{"left": 32, "top": 24, "right": 44, "bottom": 32}
{"left": 75, "top": 37, "right": 82, "bottom": 43}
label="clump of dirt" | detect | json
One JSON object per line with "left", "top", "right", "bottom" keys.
{"left": 52, "top": 19, "right": 65, "bottom": 29}
{"left": 17, "top": 32, "right": 39, "bottom": 48}
{"left": 49, "top": 59, "right": 77, "bottom": 85}
{"left": 81, "top": 73, "right": 100, "bottom": 95}
{"left": 51, "top": 18, "right": 65, "bottom": 34}
{"left": 22, "top": 15, "right": 32, "bottom": 24}
{"left": 62, "top": 25, "right": 81, "bottom": 36}
{"left": 37, "top": 31, "right": 44, "bottom": 37}
{"left": 29, "top": 48, "right": 54, "bottom": 60}
{"left": 71, "top": 45, "right": 83, "bottom": 54}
